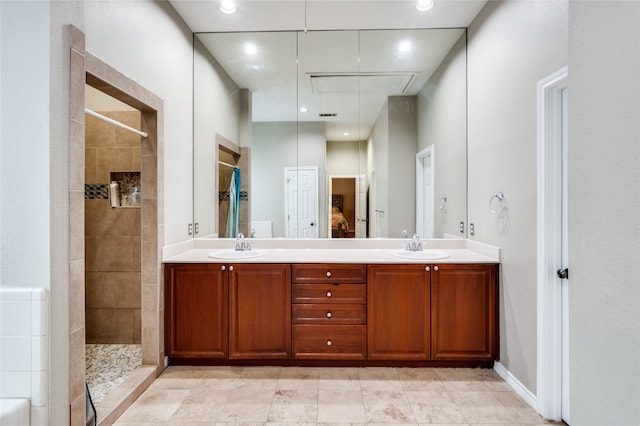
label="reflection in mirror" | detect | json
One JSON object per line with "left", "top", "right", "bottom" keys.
{"left": 193, "top": 29, "right": 467, "bottom": 239}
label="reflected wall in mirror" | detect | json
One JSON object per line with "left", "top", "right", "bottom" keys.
{"left": 193, "top": 29, "right": 467, "bottom": 239}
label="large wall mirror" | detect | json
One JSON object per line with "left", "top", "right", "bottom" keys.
{"left": 193, "top": 28, "right": 467, "bottom": 239}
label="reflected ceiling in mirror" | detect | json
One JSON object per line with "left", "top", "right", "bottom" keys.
{"left": 198, "top": 29, "right": 464, "bottom": 142}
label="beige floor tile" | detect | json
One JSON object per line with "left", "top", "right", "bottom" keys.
{"left": 217, "top": 385, "right": 275, "bottom": 422}
{"left": 358, "top": 367, "right": 403, "bottom": 391}
{"left": 318, "top": 367, "right": 362, "bottom": 391}
{"left": 450, "top": 391, "right": 515, "bottom": 424}
{"left": 114, "top": 389, "right": 189, "bottom": 423}
{"left": 362, "top": 389, "right": 417, "bottom": 423}
{"left": 114, "top": 366, "right": 541, "bottom": 426}
{"left": 317, "top": 389, "right": 367, "bottom": 423}
{"left": 277, "top": 367, "right": 320, "bottom": 391}
{"left": 397, "top": 367, "right": 447, "bottom": 391}
{"left": 267, "top": 389, "right": 318, "bottom": 422}
{"left": 406, "top": 390, "right": 468, "bottom": 424}
{"left": 493, "top": 391, "right": 548, "bottom": 424}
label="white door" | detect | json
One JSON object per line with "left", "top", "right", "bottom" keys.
{"left": 416, "top": 146, "right": 434, "bottom": 238}
{"left": 285, "top": 167, "right": 318, "bottom": 238}
{"left": 536, "top": 66, "right": 569, "bottom": 423}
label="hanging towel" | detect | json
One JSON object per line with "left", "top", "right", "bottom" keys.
{"left": 225, "top": 167, "right": 241, "bottom": 238}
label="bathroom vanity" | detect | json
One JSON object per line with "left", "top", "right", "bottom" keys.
{"left": 163, "top": 239, "right": 499, "bottom": 367}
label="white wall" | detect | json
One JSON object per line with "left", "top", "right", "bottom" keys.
{"left": 252, "top": 121, "right": 327, "bottom": 237}
{"left": 467, "top": 0, "right": 568, "bottom": 393}
{"left": 388, "top": 96, "right": 417, "bottom": 238}
{"left": 568, "top": 1, "right": 640, "bottom": 424}
{"left": 3, "top": 1, "right": 194, "bottom": 423}
{"left": 417, "top": 34, "right": 467, "bottom": 238}
{"left": 326, "top": 140, "right": 362, "bottom": 176}
{"left": 193, "top": 37, "right": 243, "bottom": 237}
{"left": 82, "top": 0, "right": 194, "bottom": 246}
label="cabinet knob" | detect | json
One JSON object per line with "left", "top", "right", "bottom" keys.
{"left": 326, "top": 271, "right": 332, "bottom": 277}
{"left": 326, "top": 291, "right": 332, "bottom": 298}
{"left": 229, "top": 265, "right": 234, "bottom": 271}
{"left": 425, "top": 266, "right": 430, "bottom": 271}
{"left": 221, "top": 265, "right": 226, "bottom": 271}
{"left": 326, "top": 311, "right": 332, "bottom": 318}
{"left": 433, "top": 265, "right": 439, "bottom": 271}
{"left": 326, "top": 339, "right": 332, "bottom": 346}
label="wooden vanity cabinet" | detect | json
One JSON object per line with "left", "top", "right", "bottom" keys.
{"left": 165, "top": 263, "right": 228, "bottom": 359}
{"left": 367, "top": 264, "right": 431, "bottom": 360}
{"left": 291, "top": 264, "right": 367, "bottom": 359}
{"left": 430, "top": 263, "right": 499, "bottom": 361}
{"left": 229, "top": 263, "right": 291, "bottom": 359}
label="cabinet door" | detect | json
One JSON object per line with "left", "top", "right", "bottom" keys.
{"left": 165, "top": 263, "right": 228, "bottom": 359}
{"left": 367, "top": 265, "right": 430, "bottom": 360}
{"left": 229, "top": 264, "right": 291, "bottom": 359}
{"left": 431, "top": 263, "right": 498, "bottom": 360}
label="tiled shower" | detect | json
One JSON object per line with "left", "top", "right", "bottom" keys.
{"left": 84, "top": 109, "right": 142, "bottom": 403}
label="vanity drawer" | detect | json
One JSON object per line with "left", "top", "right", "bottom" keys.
{"left": 292, "top": 264, "right": 366, "bottom": 284}
{"left": 292, "top": 283, "right": 366, "bottom": 304}
{"left": 292, "top": 325, "right": 366, "bottom": 359}
{"left": 292, "top": 304, "right": 366, "bottom": 324}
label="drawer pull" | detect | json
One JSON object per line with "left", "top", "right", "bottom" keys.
{"left": 326, "top": 291, "right": 332, "bottom": 298}
{"left": 326, "top": 271, "right": 332, "bottom": 277}
{"left": 229, "top": 265, "right": 234, "bottom": 271}
{"left": 434, "top": 265, "right": 439, "bottom": 271}
{"left": 326, "top": 339, "right": 332, "bottom": 346}
{"left": 221, "top": 265, "right": 226, "bottom": 271}
{"left": 425, "top": 266, "right": 430, "bottom": 271}
{"left": 326, "top": 311, "right": 332, "bottom": 318}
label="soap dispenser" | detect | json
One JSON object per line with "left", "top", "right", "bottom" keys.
{"left": 132, "top": 187, "right": 141, "bottom": 206}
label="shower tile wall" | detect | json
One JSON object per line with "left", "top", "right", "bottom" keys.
{"left": 85, "top": 111, "right": 142, "bottom": 344}
{"left": 218, "top": 147, "right": 250, "bottom": 237}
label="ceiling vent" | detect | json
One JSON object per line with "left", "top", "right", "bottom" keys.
{"left": 318, "top": 113, "right": 338, "bottom": 118}
{"left": 309, "top": 72, "right": 417, "bottom": 94}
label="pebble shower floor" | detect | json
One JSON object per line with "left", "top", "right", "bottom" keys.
{"left": 86, "top": 344, "right": 142, "bottom": 404}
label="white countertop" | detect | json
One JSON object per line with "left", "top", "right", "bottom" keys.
{"left": 163, "top": 238, "right": 500, "bottom": 264}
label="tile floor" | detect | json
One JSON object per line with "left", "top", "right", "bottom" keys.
{"left": 113, "top": 366, "right": 560, "bottom": 425}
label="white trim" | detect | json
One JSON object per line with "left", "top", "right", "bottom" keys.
{"left": 416, "top": 145, "right": 435, "bottom": 238}
{"left": 536, "top": 66, "right": 568, "bottom": 421}
{"left": 494, "top": 362, "right": 537, "bottom": 410}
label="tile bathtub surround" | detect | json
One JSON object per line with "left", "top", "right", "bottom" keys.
{"left": 0, "top": 287, "right": 49, "bottom": 426}
{"left": 113, "top": 366, "right": 560, "bottom": 425}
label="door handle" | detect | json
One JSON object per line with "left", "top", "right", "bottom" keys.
{"left": 557, "top": 268, "right": 569, "bottom": 279}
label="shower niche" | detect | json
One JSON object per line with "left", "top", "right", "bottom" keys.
{"left": 110, "top": 171, "right": 141, "bottom": 208}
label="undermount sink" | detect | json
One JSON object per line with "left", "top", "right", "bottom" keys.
{"left": 208, "top": 250, "right": 265, "bottom": 259}
{"left": 391, "top": 249, "right": 449, "bottom": 260}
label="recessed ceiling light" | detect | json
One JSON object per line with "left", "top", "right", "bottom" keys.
{"left": 299, "top": 107, "right": 308, "bottom": 113}
{"left": 244, "top": 44, "right": 257, "bottom": 55}
{"left": 398, "top": 41, "right": 411, "bottom": 53}
{"left": 416, "top": 0, "right": 435, "bottom": 12}
{"left": 218, "top": 0, "right": 236, "bottom": 14}
{"left": 343, "top": 132, "right": 350, "bottom": 136}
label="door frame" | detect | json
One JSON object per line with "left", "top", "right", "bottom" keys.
{"left": 416, "top": 145, "right": 435, "bottom": 238}
{"left": 536, "top": 66, "right": 568, "bottom": 421}
{"left": 327, "top": 174, "right": 367, "bottom": 238}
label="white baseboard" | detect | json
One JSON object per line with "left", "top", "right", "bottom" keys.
{"left": 494, "top": 361, "right": 537, "bottom": 410}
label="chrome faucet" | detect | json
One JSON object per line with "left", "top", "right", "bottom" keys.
{"left": 235, "top": 233, "right": 252, "bottom": 251}
{"left": 406, "top": 233, "right": 423, "bottom": 252}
